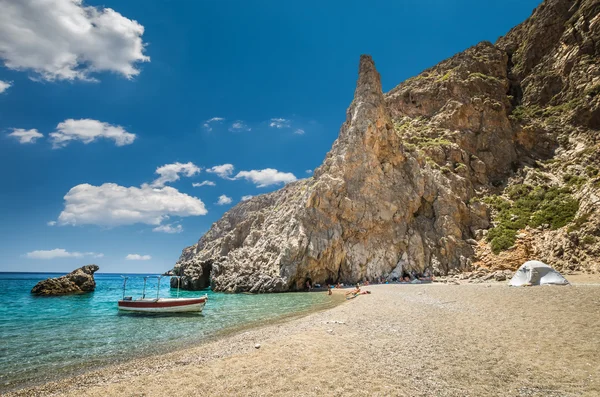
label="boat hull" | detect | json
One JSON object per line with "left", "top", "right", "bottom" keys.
{"left": 118, "top": 297, "right": 207, "bottom": 313}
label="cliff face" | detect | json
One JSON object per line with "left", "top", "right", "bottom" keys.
{"left": 173, "top": 0, "right": 600, "bottom": 292}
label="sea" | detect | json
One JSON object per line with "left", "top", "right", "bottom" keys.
{"left": 0, "top": 272, "right": 337, "bottom": 392}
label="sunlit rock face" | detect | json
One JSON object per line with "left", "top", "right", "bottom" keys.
{"left": 174, "top": 0, "right": 600, "bottom": 291}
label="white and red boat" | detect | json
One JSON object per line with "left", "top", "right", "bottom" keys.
{"left": 118, "top": 276, "right": 207, "bottom": 313}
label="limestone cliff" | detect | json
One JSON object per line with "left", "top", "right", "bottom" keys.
{"left": 173, "top": 0, "right": 600, "bottom": 292}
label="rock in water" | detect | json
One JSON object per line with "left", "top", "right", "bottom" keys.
{"left": 31, "top": 265, "right": 99, "bottom": 296}
{"left": 173, "top": 0, "right": 600, "bottom": 291}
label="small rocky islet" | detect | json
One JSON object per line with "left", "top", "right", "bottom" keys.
{"left": 31, "top": 264, "right": 99, "bottom": 296}
{"left": 172, "top": 0, "right": 600, "bottom": 293}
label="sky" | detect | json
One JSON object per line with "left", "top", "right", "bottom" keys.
{"left": 0, "top": 0, "right": 541, "bottom": 273}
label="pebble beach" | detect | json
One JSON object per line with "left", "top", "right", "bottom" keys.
{"left": 8, "top": 277, "right": 600, "bottom": 397}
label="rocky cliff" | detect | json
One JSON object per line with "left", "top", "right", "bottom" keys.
{"left": 173, "top": 0, "right": 600, "bottom": 292}
{"left": 31, "top": 265, "right": 99, "bottom": 296}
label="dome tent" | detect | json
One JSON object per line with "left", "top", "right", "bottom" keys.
{"left": 509, "top": 261, "right": 569, "bottom": 286}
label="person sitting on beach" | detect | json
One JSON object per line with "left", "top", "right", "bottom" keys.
{"left": 403, "top": 276, "right": 410, "bottom": 282}
{"left": 305, "top": 280, "right": 312, "bottom": 291}
{"left": 419, "top": 269, "right": 432, "bottom": 281}
{"left": 346, "top": 284, "right": 360, "bottom": 296}
{"left": 327, "top": 285, "right": 332, "bottom": 295}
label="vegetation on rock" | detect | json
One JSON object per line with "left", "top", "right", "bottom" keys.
{"left": 485, "top": 185, "right": 579, "bottom": 254}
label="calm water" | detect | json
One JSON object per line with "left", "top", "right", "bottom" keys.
{"left": 0, "top": 272, "right": 336, "bottom": 391}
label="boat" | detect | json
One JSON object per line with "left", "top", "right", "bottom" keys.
{"left": 117, "top": 275, "right": 207, "bottom": 313}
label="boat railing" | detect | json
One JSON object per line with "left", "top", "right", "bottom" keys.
{"left": 120, "top": 275, "right": 185, "bottom": 300}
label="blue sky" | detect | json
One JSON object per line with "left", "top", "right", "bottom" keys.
{"left": 0, "top": 0, "right": 540, "bottom": 273}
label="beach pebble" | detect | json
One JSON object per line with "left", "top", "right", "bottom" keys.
{"left": 254, "top": 344, "right": 261, "bottom": 349}
{"left": 327, "top": 329, "right": 333, "bottom": 333}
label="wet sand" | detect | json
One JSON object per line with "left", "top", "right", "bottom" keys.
{"left": 8, "top": 277, "right": 600, "bottom": 397}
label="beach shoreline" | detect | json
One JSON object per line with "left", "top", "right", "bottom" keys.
{"left": 1, "top": 290, "right": 346, "bottom": 395}
{"left": 6, "top": 276, "right": 600, "bottom": 397}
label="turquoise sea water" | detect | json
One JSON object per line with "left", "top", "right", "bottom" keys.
{"left": 0, "top": 272, "right": 336, "bottom": 391}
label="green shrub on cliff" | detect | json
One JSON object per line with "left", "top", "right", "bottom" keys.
{"left": 510, "top": 105, "right": 543, "bottom": 121}
{"left": 485, "top": 184, "right": 579, "bottom": 254}
{"left": 468, "top": 72, "right": 501, "bottom": 83}
{"left": 563, "top": 174, "right": 587, "bottom": 189}
{"left": 567, "top": 212, "right": 591, "bottom": 233}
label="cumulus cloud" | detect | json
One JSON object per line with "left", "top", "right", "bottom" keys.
{"left": 25, "top": 248, "right": 103, "bottom": 259}
{"left": 152, "top": 223, "right": 183, "bottom": 234}
{"left": 241, "top": 195, "right": 253, "bottom": 201}
{"left": 0, "top": 80, "right": 11, "bottom": 93}
{"left": 58, "top": 183, "right": 207, "bottom": 227}
{"left": 229, "top": 121, "right": 251, "bottom": 132}
{"left": 151, "top": 162, "right": 201, "bottom": 187}
{"left": 206, "top": 164, "right": 234, "bottom": 179}
{"left": 0, "top": 0, "right": 149, "bottom": 81}
{"left": 203, "top": 117, "right": 225, "bottom": 132}
{"left": 8, "top": 128, "right": 44, "bottom": 144}
{"left": 294, "top": 129, "right": 305, "bottom": 135}
{"left": 192, "top": 180, "right": 216, "bottom": 187}
{"left": 269, "top": 118, "right": 290, "bottom": 129}
{"left": 47, "top": 221, "right": 57, "bottom": 226}
{"left": 234, "top": 168, "right": 297, "bottom": 187}
{"left": 216, "top": 195, "right": 232, "bottom": 205}
{"left": 305, "top": 169, "right": 313, "bottom": 174}
{"left": 126, "top": 254, "right": 151, "bottom": 260}
{"left": 50, "top": 119, "right": 136, "bottom": 148}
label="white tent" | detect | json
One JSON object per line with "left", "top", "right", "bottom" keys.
{"left": 509, "top": 261, "right": 569, "bottom": 286}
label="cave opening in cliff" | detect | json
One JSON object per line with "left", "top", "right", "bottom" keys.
{"left": 199, "top": 261, "right": 213, "bottom": 290}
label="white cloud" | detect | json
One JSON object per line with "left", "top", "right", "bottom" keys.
{"left": 216, "top": 195, "right": 233, "bottom": 205}
{"left": 206, "top": 164, "right": 234, "bottom": 179}
{"left": 152, "top": 223, "right": 183, "bottom": 234}
{"left": 207, "top": 117, "right": 225, "bottom": 122}
{"left": 50, "top": 119, "right": 136, "bottom": 148}
{"left": 58, "top": 183, "right": 207, "bottom": 227}
{"left": 269, "top": 118, "right": 291, "bottom": 129}
{"left": 305, "top": 169, "right": 313, "bottom": 174}
{"left": 229, "top": 121, "right": 251, "bottom": 132}
{"left": 234, "top": 168, "right": 297, "bottom": 187}
{"left": 151, "top": 162, "right": 201, "bottom": 187}
{"left": 192, "top": 180, "right": 216, "bottom": 187}
{"left": 25, "top": 248, "right": 103, "bottom": 259}
{"left": 0, "top": 80, "right": 11, "bottom": 93}
{"left": 126, "top": 254, "right": 151, "bottom": 261}
{"left": 203, "top": 117, "right": 225, "bottom": 132}
{"left": 0, "top": 0, "right": 149, "bottom": 81}
{"left": 241, "top": 195, "right": 253, "bottom": 201}
{"left": 8, "top": 128, "right": 44, "bottom": 144}
{"left": 47, "top": 221, "right": 57, "bottom": 226}
{"left": 294, "top": 129, "right": 305, "bottom": 135}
